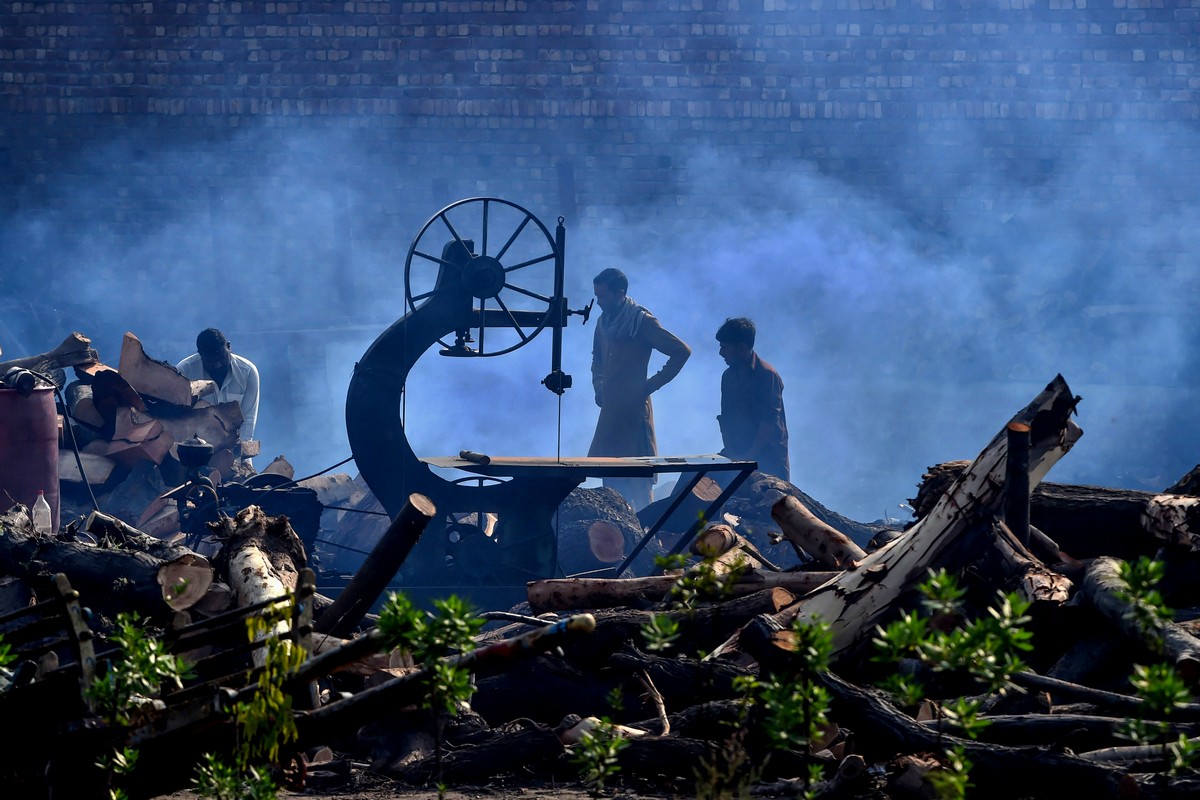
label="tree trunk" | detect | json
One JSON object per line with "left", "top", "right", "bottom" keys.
{"left": 526, "top": 569, "right": 837, "bottom": 614}
{"left": 315, "top": 493, "right": 436, "bottom": 638}
{"left": 0, "top": 332, "right": 98, "bottom": 374}
{"left": 771, "top": 495, "right": 867, "bottom": 569}
{"left": 776, "top": 375, "right": 1083, "bottom": 662}
{"left": 0, "top": 506, "right": 193, "bottom": 619}
{"left": 1082, "top": 556, "right": 1200, "bottom": 683}
{"left": 913, "top": 462, "right": 1159, "bottom": 560}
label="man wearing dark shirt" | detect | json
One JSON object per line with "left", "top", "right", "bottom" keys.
{"left": 716, "top": 317, "right": 789, "bottom": 482}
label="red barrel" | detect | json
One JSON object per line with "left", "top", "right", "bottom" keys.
{"left": 0, "top": 387, "right": 60, "bottom": 533}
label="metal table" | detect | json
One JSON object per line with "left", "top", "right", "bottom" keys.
{"left": 423, "top": 453, "right": 757, "bottom": 577}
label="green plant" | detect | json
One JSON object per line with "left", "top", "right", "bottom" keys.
{"left": 87, "top": 613, "right": 192, "bottom": 726}
{"left": 377, "top": 591, "right": 485, "bottom": 797}
{"left": 1112, "top": 559, "right": 1199, "bottom": 777}
{"left": 571, "top": 717, "right": 630, "bottom": 795}
{"left": 870, "top": 570, "right": 1034, "bottom": 797}
{"left": 87, "top": 613, "right": 193, "bottom": 798}
{"left": 0, "top": 635, "right": 14, "bottom": 671}
{"left": 193, "top": 594, "right": 307, "bottom": 800}
{"left": 232, "top": 607, "right": 305, "bottom": 774}
{"left": 640, "top": 613, "right": 680, "bottom": 653}
{"left": 192, "top": 752, "right": 277, "bottom": 800}
{"left": 733, "top": 616, "right": 834, "bottom": 799}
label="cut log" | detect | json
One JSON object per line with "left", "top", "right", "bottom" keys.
{"left": 58, "top": 451, "right": 119, "bottom": 487}
{"left": 1165, "top": 465, "right": 1200, "bottom": 496}
{"left": 1082, "top": 555, "right": 1200, "bottom": 683}
{"left": 913, "top": 461, "right": 1158, "bottom": 560}
{"left": 116, "top": 331, "right": 198, "bottom": 406}
{"left": 0, "top": 332, "right": 98, "bottom": 375}
{"left": 105, "top": 407, "right": 173, "bottom": 466}
{"left": 771, "top": 494, "right": 868, "bottom": 569}
{"left": 261, "top": 455, "right": 295, "bottom": 479}
{"left": 691, "top": 522, "right": 781, "bottom": 570}
{"left": 987, "top": 519, "right": 1072, "bottom": 607}
{"left": 820, "top": 669, "right": 1134, "bottom": 799}
{"left": 155, "top": 401, "right": 243, "bottom": 456}
{"left": 315, "top": 493, "right": 436, "bottom": 638}
{"left": 730, "top": 471, "right": 883, "bottom": 548}
{"left": 1143, "top": 494, "right": 1200, "bottom": 551}
{"left": 557, "top": 486, "right": 656, "bottom": 578}
{"left": 774, "top": 375, "right": 1083, "bottom": 662}
{"left": 526, "top": 569, "right": 838, "bottom": 614}
{"left": 0, "top": 506, "right": 182, "bottom": 619}
{"left": 564, "top": 587, "right": 796, "bottom": 663}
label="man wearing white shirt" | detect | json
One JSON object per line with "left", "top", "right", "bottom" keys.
{"left": 177, "top": 328, "right": 260, "bottom": 450}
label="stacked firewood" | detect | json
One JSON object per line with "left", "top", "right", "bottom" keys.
{"left": 51, "top": 331, "right": 264, "bottom": 537}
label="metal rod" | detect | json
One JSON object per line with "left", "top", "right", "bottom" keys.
{"left": 665, "top": 466, "right": 755, "bottom": 560}
{"left": 612, "top": 470, "right": 708, "bottom": 578}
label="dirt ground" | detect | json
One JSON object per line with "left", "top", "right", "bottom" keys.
{"left": 154, "top": 783, "right": 638, "bottom": 800}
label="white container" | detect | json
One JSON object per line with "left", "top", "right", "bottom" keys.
{"left": 32, "top": 489, "right": 53, "bottom": 534}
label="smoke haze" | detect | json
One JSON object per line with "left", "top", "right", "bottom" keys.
{"left": 1, "top": 7, "right": 1197, "bottom": 523}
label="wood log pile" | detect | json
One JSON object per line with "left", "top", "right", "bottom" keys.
{"left": 19, "top": 330, "right": 268, "bottom": 542}
{"left": 6, "top": 373, "right": 1200, "bottom": 799}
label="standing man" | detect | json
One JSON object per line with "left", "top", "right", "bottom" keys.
{"left": 177, "top": 328, "right": 261, "bottom": 448}
{"left": 716, "top": 317, "right": 789, "bottom": 482}
{"left": 588, "top": 268, "right": 691, "bottom": 510}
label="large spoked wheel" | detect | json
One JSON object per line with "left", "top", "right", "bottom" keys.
{"left": 404, "top": 197, "right": 560, "bottom": 357}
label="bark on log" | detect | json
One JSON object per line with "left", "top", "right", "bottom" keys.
{"left": 315, "top": 493, "right": 436, "bottom": 638}
{"left": 558, "top": 486, "right": 656, "bottom": 577}
{"left": 605, "top": 645, "right": 754, "bottom": 710}
{"left": 771, "top": 495, "right": 867, "bottom": 569}
{"left": 212, "top": 506, "right": 307, "bottom": 664}
{"left": 526, "top": 569, "right": 837, "bottom": 614}
{"left": 913, "top": 462, "right": 1158, "bottom": 560}
{"left": 297, "top": 614, "right": 595, "bottom": 743}
{"left": 922, "top": 712, "right": 1199, "bottom": 751}
{"left": 1082, "top": 555, "right": 1200, "bottom": 683}
{"left": 563, "top": 588, "right": 796, "bottom": 663}
{"left": 987, "top": 519, "right": 1072, "bottom": 607}
{"left": 85, "top": 511, "right": 213, "bottom": 611}
{"left": 1010, "top": 670, "right": 1200, "bottom": 721}
{"left": 0, "top": 506, "right": 178, "bottom": 618}
{"left": 780, "top": 375, "right": 1083, "bottom": 661}
{"left": 820, "top": 670, "right": 1135, "bottom": 800}
{"left": 0, "top": 332, "right": 98, "bottom": 375}
{"left": 397, "top": 723, "right": 565, "bottom": 783}
{"left": 1143, "top": 494, "right": 1200, "bottom": 551}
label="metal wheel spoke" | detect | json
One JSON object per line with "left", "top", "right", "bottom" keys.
{"left": 437, "top": 212, "right": 471, "bottom": 255}
{"left": 495, "top": 214, "right": 533, "bottom": 261}
{"left": 503, "top": 252, "right": 555, "bottom": 273}
{"left": 494, "top": 295, "right": 530, "bottom": 342}
{"left": 503, "top": 283, "right": 552, "bottom": 304}
{"left": 411, "top": 289, "right": 437, "bottom": 303}
{"left": 413, "top": 248, "right": 457, "bottom": 269}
